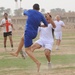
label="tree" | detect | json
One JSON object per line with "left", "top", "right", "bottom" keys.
{"left": 41, "top": 8, "right": 45, "bottom": 14}
{"left": 0, "top": 7, "right": 5, "bottom": 16}
{"left": 14, "top": 8, "right": 23, "bottom": 16}
{"left": 50, "top": 8, "right": 66, "bottom": 15}
{"left": 4, "top": 8, "right": 11, "bottom": 15}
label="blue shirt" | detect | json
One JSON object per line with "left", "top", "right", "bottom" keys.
{"left": 24, "top": 9, "right": 48, "bottom": 34}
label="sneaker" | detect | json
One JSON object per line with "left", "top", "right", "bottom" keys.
{"left": 48, "top": 62, "right": 52, "bottom": 69}
{"left": 56, "top": 46, "right": 59, "bottom": 50}
{"left": 20, "top": 50, "right": 27, "bottom": 59}
{"left": 4, "top": 47, "right": 7, "bottom": 51}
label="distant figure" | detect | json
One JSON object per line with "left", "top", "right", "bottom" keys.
{"left": 54, "top": 15, "right": 65, "bottom": 50}
{"left": 0, "top": 13, "right": 14, "bottom": 51}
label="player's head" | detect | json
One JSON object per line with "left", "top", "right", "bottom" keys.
{"left": 4, "top": 13, "right": 8, "bottom": 19}
{"left": 33, "top": 3, "right": 40, "bottom": 11}
{"left": 45, "top": 13, "right": 52, "bottom": 23}
{"left": 55, "top": 15, "right": 60, "bottom": 21}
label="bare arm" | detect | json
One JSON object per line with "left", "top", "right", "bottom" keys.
{"left": 11, "top": 24, "right": 15, "bottom": 30}
{"left": 0, "top": 23, "right": 5, "bottom": 27}
{"left": 47, "top": 14, "right": 56, "bottom": 28}
{"left": 50, "top": 18, "right": 56, "bottom": 28}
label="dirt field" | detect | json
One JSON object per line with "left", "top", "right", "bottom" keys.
{"left": 0, "top": 25, "right": 75, "bottom": 75}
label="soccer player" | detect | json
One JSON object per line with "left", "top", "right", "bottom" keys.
{"left": 23, "top": 3, "right": 48, "bottom": 72}
{"left": 0, "top": 13, "right": 14, "bottom": 51}
{"left": 54, "top": 15, "right": 65, "bottom": 50}
{"left": 11, "top": 13, "right": 56, "bottom": 69}
{"left": 31, "top": 13, "right": 56, "bottom": 69}
{"left": 11, "top": 34, "right": 27, "bottom": 59}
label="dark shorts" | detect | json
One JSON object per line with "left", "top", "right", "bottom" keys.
{"left": 3, "top": 31, "right": 12, "bottom": 37}
{"left": 24, "top": 31, "right": 37, "bottom": 48}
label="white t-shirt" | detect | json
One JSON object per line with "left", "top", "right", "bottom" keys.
{"left": 54, "top": 20, "right": 65, "bottom": 32}
{"left": 0, "top": 18, "right": 12, "bottom": 32}
{"left": 38, "top": 24, "right": 54, "bottom": 42}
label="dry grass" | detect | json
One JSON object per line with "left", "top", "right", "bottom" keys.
{"left": 0, "top": 25, "right": 75, "bottom": 75}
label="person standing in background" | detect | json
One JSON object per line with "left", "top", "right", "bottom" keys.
{"left": 0, "top": 13, "right": 14, "bottom": 51}
{"left": 54, "top": 15, "right": 65, "bottom": 50}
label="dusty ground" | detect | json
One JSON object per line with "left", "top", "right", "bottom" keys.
{"left": 0, "top": 26, "right": 75, "bottom": 75}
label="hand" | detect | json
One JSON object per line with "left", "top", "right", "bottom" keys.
{"left": 1, "top": 23, "right": 6, "bottom": 27}
{"left": 13, "top": 28, "right": 15, "bottom": 30}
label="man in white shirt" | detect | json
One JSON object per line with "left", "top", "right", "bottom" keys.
{"left": 31, "top": 13, "right": 56, "bottom": 68}
{"left": 0, "top": 13, "right": 14, "bottom": 50}
{"left": 54, "top": 15, "right": 65, "bottom": 50}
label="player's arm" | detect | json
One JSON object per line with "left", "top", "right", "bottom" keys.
{"left": 61, "top": 21, "right": 65, "bottom": 27}
{"left": 41, "top": 14, "right": 48, "bottom": 27}
{"left": 23, "top": 10, "right": 28, "bottom": 16}
{"left": 9, "top": 19, "right": 15, "bottom": 30}
{"left": 0, "top": 19, "right": 6, "bottom": 27}
{"left": 40, "top": 25, "right": 47, "bottom": 27}
{"left": 11, "top": 24, "right": 15, "bottom": 30}
{"left": 39, "top": 22, "right": 47, "bottom": 27}
{"left": 10, "top": 23, "right": 15, "bottom": 30}
{"left": 50, "top": 18, "right": 56, "bottom": 28}
{"left": 0, "top": 23, "right": 5, "bottom": 27}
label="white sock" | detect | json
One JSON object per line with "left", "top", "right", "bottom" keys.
{"left": 47, "top": 61, "right": 51, "bottom": 64}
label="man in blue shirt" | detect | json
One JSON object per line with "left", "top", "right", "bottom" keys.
{"left": 23, "top": 4, "right": 48, "bottom": 72}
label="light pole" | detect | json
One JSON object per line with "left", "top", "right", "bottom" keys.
{"left": 15, "top": 0, "right": 22, "bottom": 9}
{"left": 20, "top": 0, "right": 22, "bottom": 8}
{"left": 15, "top": 0, "right": 18, "bottom": 9}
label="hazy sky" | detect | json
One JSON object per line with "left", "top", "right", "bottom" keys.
{"left": 0, "top": 0, "right": 75, "bottom": 13}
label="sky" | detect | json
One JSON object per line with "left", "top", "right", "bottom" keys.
{"left": 0, "top": 0, "right": 75, "bottom": 13}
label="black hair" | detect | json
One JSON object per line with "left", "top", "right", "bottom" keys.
{"left": 33, "top": 3, "right": 40, "bottom": 10}
{"left": 4, "top": 13, "right": 8, "bottom": 16}
{"left": 52, "top": 28, "right": 54, "bottom": 38}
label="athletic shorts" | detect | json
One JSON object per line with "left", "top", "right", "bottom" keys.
{"left": 54, "top": 31, "right": 62, "bottom": 40}
{"left": 3, "top": 31, "right": 12, "bottom": 37}
{"left": 24, "top": 31, "right": 37, "bottom": 48}
{"left": 35, "top": 39, "right": 54, "bottom": 51}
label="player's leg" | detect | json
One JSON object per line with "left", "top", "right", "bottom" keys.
{"left": 31, "top": 43, "right": 41, "bottom": 52}
{"left": 44, "top": 42, "right": 53, "bottom": 69}
{"left": 58, "top": 32, "right": 62, "bottom": 46}
{"left": 57, "top": 39, "right": 61, "bottom": 46}
{"left": 10, "top": 35, "right": 24, "bottom": 57}
{"left": 31, "top": 39, "right": 43, "bottom": 52}
{"left": 8, "top": 32, "right": 13, "bottom": 50}
{"left": 56, "top": 32, "right": 62, "bottom": 50}
{"left": 25, "top": 47, "right": 41, "bottom": 72}
{"left": 54, "top": 32, "right": 59, "bottom": 50}
{"left": 3, "top": 32, "right": 7, "bottom": 50}
{"left": 44, "top": 49, "right": 51, "bottom": 63}
{"left": 4, "top": 37, "right": 7, "bottom": 50}
{"left": 24, "top": 34, "right": 41, "bottom": 72}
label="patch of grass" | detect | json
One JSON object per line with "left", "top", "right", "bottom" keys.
{"left": 51, "top": 54, "right": 75, "bottom": 65}
{"left": 0, "top": 52, "right": 75, "bottom": 70}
